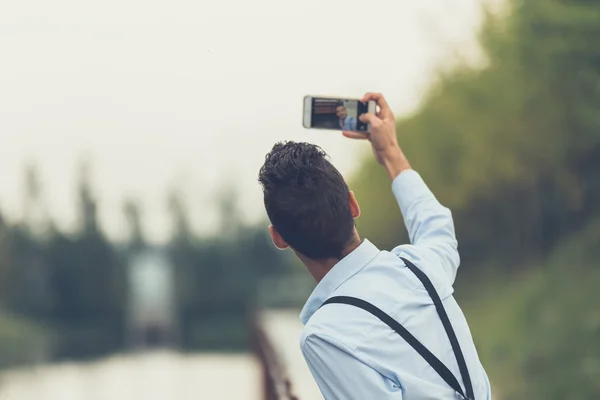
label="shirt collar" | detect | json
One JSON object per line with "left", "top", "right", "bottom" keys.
{"left": 299, "top": 239, "right": 380, "bottom": 325}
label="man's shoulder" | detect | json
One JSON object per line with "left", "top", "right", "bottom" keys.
{"left": 389, "top": 244, "right": 456, "bottom": 298}
{"left": 300, "top": 280, "right": 407, "bottom": 353}
{"left": 300, "top": 301, "right": 380, "bottom": 354}
{"left": 300, "top": 247, "right": 453, "bottom": 346}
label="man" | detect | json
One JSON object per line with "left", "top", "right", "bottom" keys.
{"left": 335, "top": 103, "right": 357, "bottom": 131}
{"left": 258, "top": 93, "right": 491, "bottom": 399}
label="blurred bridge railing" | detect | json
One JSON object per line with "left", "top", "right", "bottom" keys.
{"left": 250, "top": 310, "right": 300, "bottom": 400}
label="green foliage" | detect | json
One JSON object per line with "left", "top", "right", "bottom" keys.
{"left": 167, "top": 186, "right": 297, "bottom": 351}
{"left": 350, "top": 1, "right": 600, "bottom": 398}
{"left": 0, "top": 163, "right": 128, "bottom": 366}
{"left": 351, "top": 0, "right": 600, "bottom": 266}
{"left": 0, "top": 312, "right": 49, "bottom": 369}
{"left": 44, "top": 230, "right": 127, "bottom": 360}
{"left": 464, "top": 217, "right": 600, "bottom": 399}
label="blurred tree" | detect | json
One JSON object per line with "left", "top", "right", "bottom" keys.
{"left": 77, "top": 161, "right": 98, "bottom": 235}
{"left": 123, "top": 198, "right": 146, "bottom": 254}
{"left": 0, "top": 212, "right": 8, "bottom": 281}
{"left": 216, "top": 184, "right": 243, "bottom": 239}
{"left": 44, "top": 161, "right": 127, "bottom": 359}
{"left": 166, "top": 187, "right": 205, "bottom": 348}
{"left": 351, "top": 0, "right": 600, "bottom": 268}
{"left": 465, "top": 216, "right": 600, "bottom": 399}
{"left": 1, "top": 225, "right": 54, "bottom": 318}
{"left": 0, "top": 212, "right": 13, "bottom": 310}
{"left": 166, "top": 186, "right": 196, "bottom": 307}
{"left": 0, "top": 311, "right": 49, "bottom": 369}
{"left": 22, "top": 164, "right": 46, "bottom": 235}
{"left": 167, "top": 181, "right": 298, "bottom": 351}
{"left": 0, "top": 165, "right": 54, "bottom": 319}
{"left": 167, "top": 187, "right": 193, "bottom": 244}
{"left": 350, "top": 0, "right": 600, "bottom": 398}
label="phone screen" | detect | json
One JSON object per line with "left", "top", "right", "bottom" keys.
{"left": 310, "top": 98, "right": 370, "bottom": 132}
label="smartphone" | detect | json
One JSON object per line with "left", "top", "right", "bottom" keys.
{"left": 303, "top": 95, "right": 376, "bottom": 133}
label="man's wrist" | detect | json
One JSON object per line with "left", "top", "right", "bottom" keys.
{"left": 381, "top": 147, "right": 411, "bottom": 181}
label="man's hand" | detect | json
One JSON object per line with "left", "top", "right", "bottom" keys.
{"left": 342, "top": 92, "right": 411, "bottom": 180}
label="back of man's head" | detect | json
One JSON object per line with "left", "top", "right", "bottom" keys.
{"left": 258, "top": 141, "right": 355, "bottom": 260}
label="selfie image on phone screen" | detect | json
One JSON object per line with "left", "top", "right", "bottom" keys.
{"left": 308, "top": 98, "right": 370, "bottom": 132}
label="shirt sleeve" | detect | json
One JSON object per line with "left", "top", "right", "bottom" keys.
{"left": 301, "top": 333, "right": 403, "bottom": 400}
{"left": 391, "top": 170, "right": 460, "bottom": 285}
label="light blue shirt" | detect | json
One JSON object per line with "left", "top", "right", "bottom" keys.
{"left": 299, "top": 170, "right": 491, "bottom": 400}
{"left": 339, "top": 117, "right": 357, "bottom": 131}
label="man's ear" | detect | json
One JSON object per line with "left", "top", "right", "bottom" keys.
{"left": 269, "top": 225, "right": 289, "bottom": 250}
{"left": 349, "top": 191, "right": 361, "bottom": 219}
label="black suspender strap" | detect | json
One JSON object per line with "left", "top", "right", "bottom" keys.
{"left": 321, "top": 296, "right": 470, "bottom": 399}
{"left": 399, "top": 257, "right": 475, "bottom": 400}
{"left": 320, "top": 257, "right": 475, "bottom": 400}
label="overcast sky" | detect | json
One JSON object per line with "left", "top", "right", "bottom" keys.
{"left": 0, "top": 0, "right": 489, "bottom": 243}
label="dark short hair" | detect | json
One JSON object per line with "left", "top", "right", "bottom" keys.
{"left": 258, "top": 141, "right": 355, "bottom": 259}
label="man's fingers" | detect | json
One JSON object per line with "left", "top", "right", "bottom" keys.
{"left": 342, "top": 130, "right": 370, "bottom": 140}
{"left": 361, "top": 92, "right": 394, "bottom": 119}
{"left": 359, "top": 112, "right": 381, "bottom": 127}
{"left": 361, "top": 92, "right": 389, "bottom": 109}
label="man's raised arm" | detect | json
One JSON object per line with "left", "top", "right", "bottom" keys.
{"left": 342, "top": 92, "right": 460, "bottom": 284}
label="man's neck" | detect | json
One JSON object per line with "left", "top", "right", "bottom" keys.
{"left": 301, "top": 233, "right": 362, "bottom": 283}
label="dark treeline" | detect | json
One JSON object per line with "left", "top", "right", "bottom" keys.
{"left": 0, "top": 161, "right": 298, "bottom": 369}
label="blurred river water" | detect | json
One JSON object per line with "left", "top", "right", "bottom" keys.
{"left": 0, "top": 310, "right": 320, "bottom": 400}
{"left": 0, "top": 352, "right": 260, "bottom": 400}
